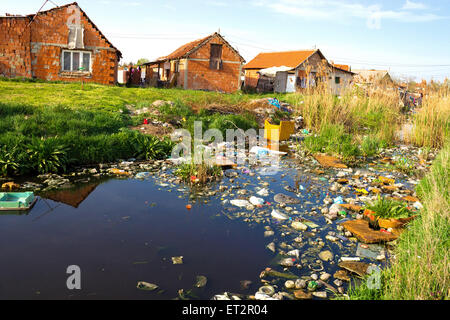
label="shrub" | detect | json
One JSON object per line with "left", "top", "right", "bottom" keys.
{"left": 133, "top": 133, "right": 175, "bottom": 160}
{"left": 0, "top": 145, "right": 21, "bottom": 176}
{"left": 367, "top": 196, "right": 415, "bottom": 219}
{"left": 26, "top": 137, "right": 69, "bottom": 174}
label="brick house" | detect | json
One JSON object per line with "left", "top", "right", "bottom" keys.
{"left": 243, "top": 49, "right": 354, "bottom": 94}
{"left": 144, "top": 33, "right": 245, "bottom": 93}
{"left": 0, "top": 2, "right": 121, "bottom": 85}
{"left": 243, "top": 50, "right": 324, "bottom": 89}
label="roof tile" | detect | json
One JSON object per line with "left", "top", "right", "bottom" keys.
{"left": 243, "top": 50, "right": 316, "bottom": 69}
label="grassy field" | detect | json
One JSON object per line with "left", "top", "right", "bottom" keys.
{"left": 0, "top": 78, "right": 289, "bottom": 176}
{"left": 1, "top": 77, "right": 448, "bottom": 175}
{"left": 0, "top": 77, "right": 297, "bottom": 111}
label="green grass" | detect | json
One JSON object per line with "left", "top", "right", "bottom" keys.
{"left": 0, "top": 78, "right": 291, "bottom": 176}
{"left": 0, "top": 77, "right": 301, "bottom": 111}
{"left": 303, "top": 124, "right": 361, "bottom": 161}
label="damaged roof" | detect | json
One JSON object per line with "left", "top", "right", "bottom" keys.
{"left": 148, "top": 32, "right": 245, "bottom": 64}
{"left": 243, "top": 50, "right": 323, "bottom": 70}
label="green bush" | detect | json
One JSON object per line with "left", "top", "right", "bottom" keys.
{"left": 133, "top": 132, "right": 175, "bottom": 160}
{"left": 0, "top": 145, "right": 21, "bottom": 176}
{"left": 367, "top": 196, "right": 415, "bottom": 219}
{"left": 26, "top": 137, "right": 69, "bottom": 174}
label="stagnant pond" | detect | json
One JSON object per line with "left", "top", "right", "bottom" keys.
{"left": 0, "top": 151, "right": 417, "bottom": 300}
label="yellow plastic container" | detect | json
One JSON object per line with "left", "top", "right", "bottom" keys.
{"left": 264, "top": 119, "right": 295, "bottom": 141}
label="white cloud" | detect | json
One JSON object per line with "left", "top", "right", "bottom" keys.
{"left": 255, "top": 0, "right": 443, "bottom": 29}
{"left": 402, "top": 0, "right": 427, "bottom": 10}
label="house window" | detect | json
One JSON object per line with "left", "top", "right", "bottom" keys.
{"left": 335, "top": 76, "right": 341, "bottom": 84}
{"left": 62, "top": 50, "right": 91, "bottom": 72}
{"left": 210, "top": 44, "right": 223, "bottom": 70}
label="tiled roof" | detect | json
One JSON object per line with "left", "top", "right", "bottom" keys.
{"left": 157, "top": 35, "right": 211, "bottom": 61}
{"left": 151, "top": 32, "right": 245, "bottom": 63}
{"left": 243, "top": 50, "right": 317, "bottom": 69}
{"left": 332, "top": 64, "right": 351, "bottom": 71}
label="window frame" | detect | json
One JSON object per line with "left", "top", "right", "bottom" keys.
{"left": 61, "top": 50, "right": 92, "bottom": 73}
{"left": 335, "top": 76, "right": 341, "bottom": 84}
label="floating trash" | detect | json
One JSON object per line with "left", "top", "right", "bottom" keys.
{"left": 271, "top": 209, "right": 289, "bottom": 220}
{"left": 171, "top": 256, "right": 184, "bottom": 265}
{"left": 136, "top": 281, "right": 159, "bottom": 291}
{"left": 230, "top": 199, "right": 251, "bottom": 208}
{"left": 249, "top": 196, "right": 265, "bottom": 206}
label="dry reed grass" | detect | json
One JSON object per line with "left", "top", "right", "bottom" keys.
{"left": 411, "top": 87, "right": 450, "bottom": 149}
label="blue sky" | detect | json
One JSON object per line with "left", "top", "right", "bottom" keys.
{"left": 2, "top": 0, "right": 449, "bottom": 81}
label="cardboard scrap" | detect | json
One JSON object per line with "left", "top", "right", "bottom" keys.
{"left": 339, "top": 204, "right": 363, "bottom": 212}
{"left": 341, "top": 219, "right": 398, "bottom": 244}
{"left": 338, "top": 261, "right": 370, "bottom": 277}
{"left": 1, "top": 182, "right": 20, "bottom": 190}
{"left": 212, "top": 156, "right": 236, "bottom": 168}
{"left": 313, "top": 154, "right": 347, "bottom": 169}
{"left": 402, "top": 195, "right": 420, "bottom": 203}
{"left": 382, "top": 185, "right": 399, "bottom": 193}
{"left": 378, "top": 176, "right": 395, "bottom": 185}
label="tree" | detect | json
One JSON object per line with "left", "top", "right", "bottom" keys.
{"left": 137, "top": 58, "right": 150, "bottom": 66}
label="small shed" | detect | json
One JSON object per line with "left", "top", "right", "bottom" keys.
{"left": 257, "top": 66, "right": 296, "bottom": 93}
{"left": 243, "top": 49, "right": 329, "bottom": 92}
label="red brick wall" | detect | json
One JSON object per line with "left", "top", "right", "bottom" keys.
{"left": 185, "top": 35, "right": 242, "bottom": 93}
{"left": 0, "top": 17, "right": 32, "bottom": 78}
{"left": 0, "top": 5, "right": 119, "bottom": 85}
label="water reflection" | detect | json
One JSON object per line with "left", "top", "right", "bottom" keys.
{"left": 0, "top": 178, "right": 272, "bottom": 300}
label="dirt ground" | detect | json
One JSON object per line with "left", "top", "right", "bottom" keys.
{"left": 130, "top": 123, "right": 174, "bottom": 137}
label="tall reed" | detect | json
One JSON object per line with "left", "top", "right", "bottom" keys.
{"left": 412, "top": 87, "right": 450, "bottom": 149}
